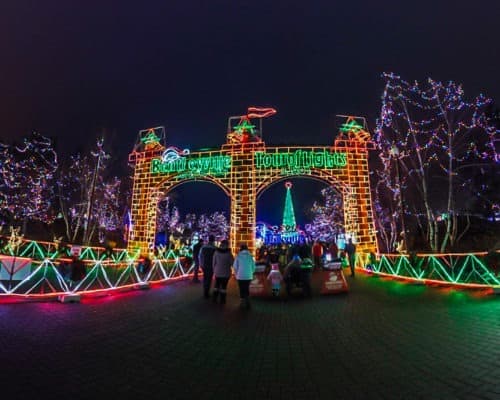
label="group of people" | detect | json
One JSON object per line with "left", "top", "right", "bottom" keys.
{"left": 189, "top": 236, "right": 358, "bottom": 306}
{"left": 312, "top": 239, "right": 357, "bottom": 277}
{"left": 256, "top": 238, "right": 357, "bottom": 277}
{"left": 255, "top": 252, "right": 314, "bottom": 299}
{"left": 193, "top": 235, "right": 256, "bottom": 309}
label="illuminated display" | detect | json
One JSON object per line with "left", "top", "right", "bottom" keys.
{"left": 234, "top": 119, "right": 256, "bottom": 135}
{"left": 3, "top": 110, "right": 499, "bottom": 303}
{"left": 1, "top": 238, "right": 497, "bottom": 301}
{"left": 128, "top": 112, "right": 379, "bottom": 260}
{"left": 255, "top": 150, "right": 347, "bottom": 169}
{"left": 247, "top": 107, "right": 277, "bottom": 119}
{"left": 141, "top": 130, "right": 160, "bottom": 144}
{"left": 151, "top": 153, "right": 232, "bottom": 176}
{"left": 340, "top": 120, "right": 363, "bottom": 133}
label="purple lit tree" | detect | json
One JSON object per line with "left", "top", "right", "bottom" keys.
{"left": 196, "top": 212, "right": 229, "bottom": 242}
{"left": 58, "top": 153, "right": 95, "bottom": 243}
{"left": 304, "top": 187, "right": 344, "bottom": 243}
{"left": 94, "top": 177, "right": 123, "bottom": 243}
{"left": 156, "top": 196, "right": 171, "bottom": 233}
{"left": 58, "top": 139, "right": 122, "bottom": 244}
{"left": 0, "top": 142, "right": 12, "bottom": 229}
{"left": 375, "top": 73, "right": 499, "bottom": 252}
{"left": 156, "top": 197, "right": 229, "bottom": 244}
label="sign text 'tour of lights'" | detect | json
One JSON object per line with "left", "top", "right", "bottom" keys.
{"left": 254, "top": 150, "right": 347, "bottom": 169}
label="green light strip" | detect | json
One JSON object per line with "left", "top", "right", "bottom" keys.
{"left": 339, "top": 121, "right": 363, "bottom": 133}
{"left": 141, "top": 131, "right": 160, "bottom": 144}
{"left": 367, "top": 253, "right": 499, "bottom": 286}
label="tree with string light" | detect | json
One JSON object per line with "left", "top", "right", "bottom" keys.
{"left": 304, "top": 186, "right": 344, "bottom": 243}
{"left": 0, "top": 133, "right": 58, "bottom": 233}
{"left": 57, "top": 139, "right": 122, "bottom": 244}
{"left": 94, "top": 176, "right": 123, "bottom": 244}
{"left": 375, "top": 73, "right": 499, "bottom": 252}
{"left": 196, "top": 211, "right": 229, "bottom": 242}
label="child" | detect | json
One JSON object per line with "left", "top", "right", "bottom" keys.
{"left": 267, "top": 263, "right": 283, "bottom": 297}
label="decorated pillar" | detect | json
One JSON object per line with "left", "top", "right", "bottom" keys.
{"left": 224, "top": 142, "right": 263, "bottom": 256}
{"left": 335, "top": 118, "right": 378, "bottom": 255}
{"left": 128, "top": 146, "right": 165, "bottom": 256}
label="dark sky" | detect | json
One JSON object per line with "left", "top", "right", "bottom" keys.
{"left": 1, "top": 1, "right": 499, "bottom": 222}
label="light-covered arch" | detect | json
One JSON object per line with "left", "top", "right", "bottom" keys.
{"left": 140, "top": 176, "right": 231, "bottom": 250}
{"left": 157, "top": 176, "right": 231, "bottom": 197}
{"left": 255, "top": 170, "right": 360, "bottom": 247}
{"left": 255, "top": 170, "right": 349, "bottom": 198}
{"left": 127, "top": 120, "right": 378, "bottom": 258}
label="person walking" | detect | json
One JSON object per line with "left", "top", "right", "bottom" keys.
{"left": 199, "top": 235, "right": 217, "bottom": 299}
{"left": 212, "top": 239, "right": 234, "bottom": 304}
{"left": 344, "top": 238, "right": 357, "bottom": 277}
{"left": 191, "top": 239, "right": 203, "bottom": 283}
{"left": 233, "top": 243, "right": 256, "bottom": 309}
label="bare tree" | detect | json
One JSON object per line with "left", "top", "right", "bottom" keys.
{"left": 376, "top": 73, "right": 499, "bottom": 251}
{"left": 58, "top": 140, "right": 121, "bottom": 245}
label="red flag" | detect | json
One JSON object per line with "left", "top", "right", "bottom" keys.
{"left": 247, "top": 107, "right": 277, "bottom": 119}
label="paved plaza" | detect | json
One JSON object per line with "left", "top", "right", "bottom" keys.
{"left": 1, "top": 272, "right": 499, "bottom": 400}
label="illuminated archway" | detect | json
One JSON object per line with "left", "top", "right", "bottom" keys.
{"left": 153, "top": 178, "right": 231, "bottom": 245}
{"left": 256, "top": 176, "right": 343, "bottom": 244}
{"left": 128, "top": 117, "right": 378, "bottom": 256}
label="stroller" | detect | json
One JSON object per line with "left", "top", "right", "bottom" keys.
{"left": 284, "top": 257, "right": 313, "bottom": 297}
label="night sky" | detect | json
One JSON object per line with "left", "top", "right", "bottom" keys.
{"left": 1, "top": 1, "right": 499, "bottom": 224}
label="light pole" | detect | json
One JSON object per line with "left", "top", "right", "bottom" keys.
{"left": 390, "top": 145, "right": 408, "bottom": 252}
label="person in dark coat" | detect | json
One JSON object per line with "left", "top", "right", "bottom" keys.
{"left": 199, "top": 235, "right": 217, "bottom": 299}
{"left": 345, "top": 238, "right": 357, "bottom": 277}
{"left": 212, "top": 239, "right": 234, "bottom": 304}
{"left": 191, "top": 239, "right": 203, "bottom": 283}
{"left": 70, "top": 256, "right": 86, "bottom": 288}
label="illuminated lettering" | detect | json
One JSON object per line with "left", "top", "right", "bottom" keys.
{"left": 254, "top": 150, "right": 346, "bottom": 170}
{"left": 151, "top": 154, "right": 231, "bottom": 176}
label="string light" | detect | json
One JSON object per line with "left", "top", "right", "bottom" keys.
{"left": 128, "top": 111, "right": 378, "bottom": 257}
{"left": 0, "top": 132, "right": 58, "bottom": 225}
{"left": 374, "top": 72, "right": 499, "bottom": 252}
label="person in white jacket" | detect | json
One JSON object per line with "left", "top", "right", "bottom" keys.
{"left": 233, "top": 243, "right": 256, "bottom": 309}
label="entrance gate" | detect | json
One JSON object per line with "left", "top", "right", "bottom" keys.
{"left": 128, "top": 116, "right": 378, "bottom": 256}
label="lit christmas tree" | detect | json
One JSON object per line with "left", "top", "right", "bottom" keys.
{"left": 282, "top": 182, "right": 296, "bottom": 232}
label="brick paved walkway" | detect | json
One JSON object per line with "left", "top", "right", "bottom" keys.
{"left": 1, "top": 272, "right": 499, "bottom": 400}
